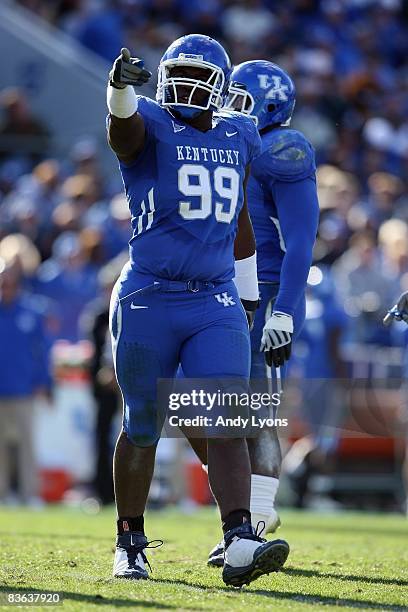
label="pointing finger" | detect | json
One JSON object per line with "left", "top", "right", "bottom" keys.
{"left": 121, "top": 47, "right": 131, "bottom": 62}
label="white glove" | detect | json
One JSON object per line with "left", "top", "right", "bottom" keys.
{"left": 261, "top": 311, "right": 293, "bottom": 367}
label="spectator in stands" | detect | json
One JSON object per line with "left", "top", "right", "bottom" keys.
{"left": 61, "top": 173, "right": 108, "bottom": 229}
{"left": 1, "top": 161, "right": 63, "bottom": 258}
{"left": 34, "top": 231, "right": 100, "bottom": 342}
{"left": 221, "top": 0, "right": 276, "bottom": 45}
{"left": 0, "top": 88, "right": 50, "bottom": 163}
{"left": 0, "top": 258, "right": 51, "bottom": 505}
{"left": 0, "top": 233, "right": 41, "bottom": 283}
{"left": 101, "top": 193, "right": 131, "bottom": 259}
{"left": 379, "top": 219, "right": 408, "bottom": 284}
{"left": 69, "top": 137, "right": 107, "bottom": 194}
{"left": 0, "top": 231, "right": 60, "bottom": 328}
{"left": 333, "top": 230, "right": 397, "bottom": 345}
{"left": 74, "top": 0, "right": 125, "bottom": 63}
{"left": 314, "top": 165, "right": 358, "bottom": 265}
{"left": 355, "top": 172, "right": 405, "bottom": 231}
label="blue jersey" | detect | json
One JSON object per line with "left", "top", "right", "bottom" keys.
{"left": 116, "top": 99, "right": 261, "bottom": 283}
{"left": 248, "top": 128, "right": 319, "bottom": 315}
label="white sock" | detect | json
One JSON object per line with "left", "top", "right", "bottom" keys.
{"left": 250, "top": 474, "right": 279, "bottom": 529}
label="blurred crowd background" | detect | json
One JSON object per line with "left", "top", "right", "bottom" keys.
{"left": 1, "top": 0, "right": 407, "bottom": 512}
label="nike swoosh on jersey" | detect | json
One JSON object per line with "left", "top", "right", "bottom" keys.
{"left": 226, "top": 131, "right": 238, "bottom": 137}
{"left": 130, "top": 303, "right": 148, "bottom": 310}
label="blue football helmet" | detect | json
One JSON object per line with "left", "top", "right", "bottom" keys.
{"left": 224, "top": 60, "right": 296, "bottom": 130}
{"left": 156, "top": 34, "right": 232, "bottom": 119}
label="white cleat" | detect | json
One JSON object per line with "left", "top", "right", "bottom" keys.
{"left": 222, "top": 523, "right": 289, "bottom": 588}
{"left": 113, "top": 532, "right": 162, "bottom": 580}
{"left": 207, "top": 539, "right": 224, "bottom": 567}
{"left": 208, "top": 510, "right": 281, "bottom": 567}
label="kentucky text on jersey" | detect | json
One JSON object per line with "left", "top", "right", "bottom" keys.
{"left": 176, "top": 145, "right": 240, "bottom": 165}
{"left": 112, "top": 97, "right": 261, "bottom": 282}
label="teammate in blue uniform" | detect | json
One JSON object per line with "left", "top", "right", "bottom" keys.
{"left": 106, "top": 36, "right": 290, "bottom": 586}
{"left": 205, "top": 60, "right": 320, "bottom": 565}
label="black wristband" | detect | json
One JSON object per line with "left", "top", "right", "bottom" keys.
{"left": 109, "top": 79, "right": 127, "bottom": 89}
{"left": 241, "top": 298, "right": 260, "bottom": 312}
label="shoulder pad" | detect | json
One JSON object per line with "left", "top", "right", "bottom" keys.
{"left": 136, "top": 96, "right": 171, "bottom": 135}
{"left": 216, "top": 112, "right": 261, "bottom": 163}
{"left": 216, "top": 109, "right": 247, "bottom": 121}
{"left": 217, "top": 110, "right": 257, "bottom": 135}
{"left": 214, "top": 110, "right": 258, "bottom": 138}
{"left": 260, "top": 129, "right": 315, "bottom": 182}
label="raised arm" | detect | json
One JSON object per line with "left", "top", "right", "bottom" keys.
{"left": 107, "top": 48, "right": 152, "bottom": 165}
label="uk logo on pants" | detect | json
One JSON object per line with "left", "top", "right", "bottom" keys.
{"left": 214, "top": 292, "right": 236, "bottom": 307}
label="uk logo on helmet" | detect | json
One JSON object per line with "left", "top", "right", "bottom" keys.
{"left": 258, "top": 75, "right": 289, "bottom": 101}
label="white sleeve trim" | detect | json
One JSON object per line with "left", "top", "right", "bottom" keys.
{"left": 107, "top": 84, "right": 138, "bottom": 118}
{"left": 234, "top": 253, "right": 259, "bottom": 301}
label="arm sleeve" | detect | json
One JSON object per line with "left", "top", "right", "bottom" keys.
{"left": 272, "top": 177, "right": 320, "bottom": 315}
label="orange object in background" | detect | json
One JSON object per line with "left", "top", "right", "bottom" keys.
{"left": 185, "top": 461, "right": 212, "bottom": 505}
{"left": 39, "top": 469, "right": 72, "bottom": 503}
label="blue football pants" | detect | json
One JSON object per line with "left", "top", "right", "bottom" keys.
{"left": 110, "top": 267, "right": 250, "bottom": 446}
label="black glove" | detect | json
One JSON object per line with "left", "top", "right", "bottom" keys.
{"left": 241, "top": 299, "right": 259, "bottom": 331}
{"left": 109, "top": 48, "right": 152, "bottom": 89}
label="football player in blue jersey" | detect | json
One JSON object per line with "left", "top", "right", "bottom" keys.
{"left": 204, "top": 60, "right": 320, "bottom": 566}
{"left": 106, "top": 36, "right": 290, "bottom": 586}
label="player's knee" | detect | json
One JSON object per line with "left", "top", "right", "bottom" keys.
{"left": 123, "top": 423, "right": 160, "bottom": 447}
{"left": 123, "top": 410, "right": 161, "bottom": 447}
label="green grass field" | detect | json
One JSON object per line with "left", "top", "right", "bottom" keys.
{"left": 0, "top": 506, "right": 407, "bottom": 611}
